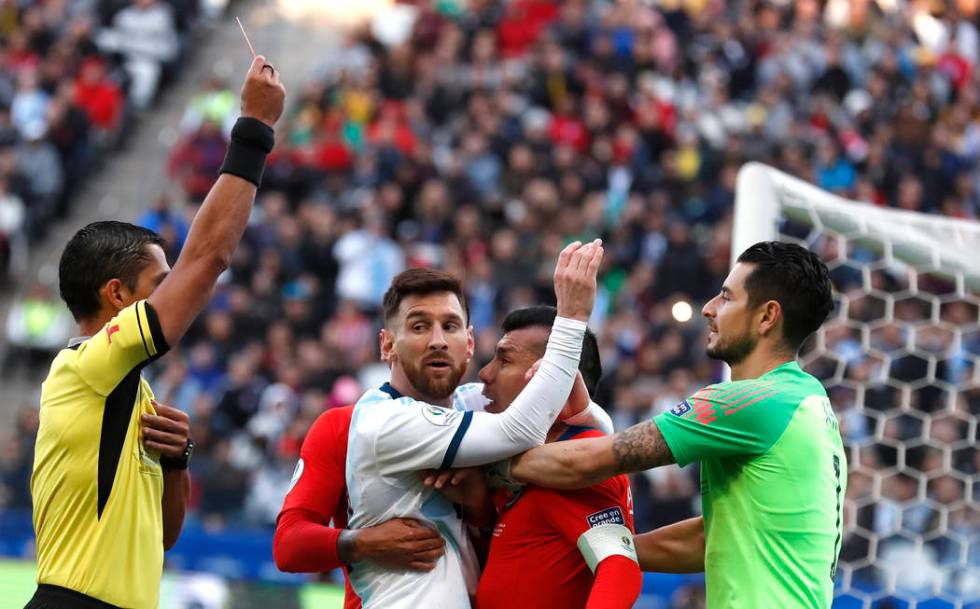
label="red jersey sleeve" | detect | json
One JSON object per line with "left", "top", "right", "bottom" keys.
{"left": 543, "top": 430, "right": 639, "bottom": 609}
{"left": 273, "top": 405, "right": 353, "bottom": 573}
{"left": 586, "top": 555, "right": 642, "bottom": 609}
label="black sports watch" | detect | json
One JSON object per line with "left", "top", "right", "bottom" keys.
{"left": 160, "top": 439, "right": 194, "bottom": 471}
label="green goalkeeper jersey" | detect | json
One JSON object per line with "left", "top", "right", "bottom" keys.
{"left": 655, "top": 361, "right": 846, "bottom": 609}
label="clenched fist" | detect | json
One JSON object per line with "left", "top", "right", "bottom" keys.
{"left": 240, "top": 55, "right": 286, "bottom": 127}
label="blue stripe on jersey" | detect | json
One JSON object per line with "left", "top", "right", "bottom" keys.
{"left": 379, "top": 382, "right": 402, "bottom": 399}
{"left": 439, "top": 410, "right": 473, "bottom": 470}
{"left": 557, "top": 425, "right": 595, "bottom": 441}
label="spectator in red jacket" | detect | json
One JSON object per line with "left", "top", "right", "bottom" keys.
{"left": 73, "top": 56, "right": 123, "bottom": 136}
{"left": 168, "top": 119, "right": 228, "bottom": 202}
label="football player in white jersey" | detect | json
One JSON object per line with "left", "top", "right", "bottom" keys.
{"left": 345, "top": 240, "right": 603, "bottom": 608}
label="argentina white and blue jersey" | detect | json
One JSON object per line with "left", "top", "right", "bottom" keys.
{"left": 345, "top": 382, "right": 486, "bottom": 609}
{"left": 345, "top": 317, "right": 591, "bottom": 608}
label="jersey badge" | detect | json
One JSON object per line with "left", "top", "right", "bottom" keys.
{"left": 421, "top": 405, "right": 454, "bottom": 426}
{"left": 670, "top": 400, "right": 692, "bottom": 416}
{"left": 586, "top": 506, "right": 625, "bottom": 528}
{"left": 106, "top": 324, "right": 120, "bottom": 344}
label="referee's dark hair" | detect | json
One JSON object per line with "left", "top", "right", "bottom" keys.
{"left": 501, "top": 305, "right": 602, "bottom": 396}
{"left": 59, "top": 221, "right": 165, "bottom": 321}
{"left": 736, "top": 241, "right": 834, "bottom": 351}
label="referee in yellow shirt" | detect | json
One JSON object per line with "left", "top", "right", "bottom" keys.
{"left": 26, "top": 56, "right": 286, "bottom": 609}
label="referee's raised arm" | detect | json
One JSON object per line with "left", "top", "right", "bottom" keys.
{"left": 148, "top": 55, "right": 285, "bottom": 346}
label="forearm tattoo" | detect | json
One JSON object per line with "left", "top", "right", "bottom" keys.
{"left": 612, "top": 421, "right": 676, "bottom": 474}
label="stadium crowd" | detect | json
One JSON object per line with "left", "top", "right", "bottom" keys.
{"left": 0, "top": 0, "right": 205, "bottom": 281}
{"left": 3, "top": 0, "right": 979, "bottom": 601}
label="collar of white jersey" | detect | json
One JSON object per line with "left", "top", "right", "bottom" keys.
{"left": 378, "top": 382, "right": 469, "bottom": 412}
{"left": 379, "top": 382, "right": 403, "bottom": 400}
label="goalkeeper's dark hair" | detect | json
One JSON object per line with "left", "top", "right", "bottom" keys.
{"left": 737, "top": 241, "right": 834, "bottom": 351}
{"left": 501, "top": 305, "right": 602, "bottom": 396}
{"left": 59, "top": 221, "right": 165, "bottom": 321}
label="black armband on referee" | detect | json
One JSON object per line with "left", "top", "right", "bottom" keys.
{"left": 218, "top": 117, "right": 275, "bottom": 187}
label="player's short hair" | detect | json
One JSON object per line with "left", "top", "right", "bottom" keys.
{"left": 736, "top": 241, "right": 834, "bottom": 351}
{"left": 59, "top": 221, "right": 165, "bottom": 321}
{"left": 382, "top": 267, "right": 469, "bottom": 326}
{"left": 501, "top": 305, "right": 602, "bottom": 395}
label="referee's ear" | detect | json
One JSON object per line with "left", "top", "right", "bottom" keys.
{"left": 100, "top": 277, "right": 134, "bottom": 317}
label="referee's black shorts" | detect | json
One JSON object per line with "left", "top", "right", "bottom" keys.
{"left": 25, "top": 585, "right": 122, "bottom": 609}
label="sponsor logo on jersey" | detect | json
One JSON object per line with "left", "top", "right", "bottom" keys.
{"left": 421, "top": 405, "right": 455, "bottom": 426}
{"left": 586, "top": 506, "right": 625, "bottom": 528}
{"left": 670, "top": 400, "right": 692, "bottom": 416}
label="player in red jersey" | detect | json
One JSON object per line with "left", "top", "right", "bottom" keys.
{"left": 274, "top": 404, "right": 445, "bottom": 609}
{"left": 426, "top": 306, "right": 641, "bottom": 609}
{"left": 273, "top": 305, "right": 614, "bottom": 608}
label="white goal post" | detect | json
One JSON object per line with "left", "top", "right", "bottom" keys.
{"left": 734, "top": 162, "right": 980, "bottom": 291}
{"left": 733, "top": 163, "right": 980, "bottom": 607}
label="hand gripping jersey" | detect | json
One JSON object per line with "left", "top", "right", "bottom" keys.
{"left": 276, "top": 382, "right": 614, "bottom": 609}
{"left": 476, "top": 427, "right": 635, "bottom": 609}
{"left": 654, "top": 361, "right": 847, "bottom": 609}
{"left": 345, "top": 317, "right": 587, "bottom": 608}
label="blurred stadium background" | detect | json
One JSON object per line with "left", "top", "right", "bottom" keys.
{"left": 0, "top": 0, "right": 978, "bottom": 608}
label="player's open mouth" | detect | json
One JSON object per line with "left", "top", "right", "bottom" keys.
{"left": 425, "top": 361, "right": 451, "bottom": 369}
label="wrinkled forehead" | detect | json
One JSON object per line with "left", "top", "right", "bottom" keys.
{"left": 397, "top": 292, "right": 466, "bottom": 324}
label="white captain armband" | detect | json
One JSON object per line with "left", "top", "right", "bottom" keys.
{"left": 576, "top": 524, "right": 638, "bottom": 573}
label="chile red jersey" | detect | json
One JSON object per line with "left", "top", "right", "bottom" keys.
{"left": 475, "top": 427, "right": 634, "bottom": 609}
{"left": 276, "top": 405, "right": 360, "bottom": 609}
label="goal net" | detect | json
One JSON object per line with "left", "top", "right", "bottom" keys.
{"left": 734, "top": 163, "right": 980, "bottom": 609}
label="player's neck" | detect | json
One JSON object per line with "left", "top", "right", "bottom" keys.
{"left": 729, "top": 346, "right": 795, "bottom": 381}
{"left": 77, "top": 310, "right": 115, "bottom": 338}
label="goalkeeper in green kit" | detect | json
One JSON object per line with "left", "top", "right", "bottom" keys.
{"left": 506, "top": 241, "right": 846, "bottom": 609}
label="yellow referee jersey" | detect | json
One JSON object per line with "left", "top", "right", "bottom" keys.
{"left": 31, "top": 299, "right": 170, "bottom": 609}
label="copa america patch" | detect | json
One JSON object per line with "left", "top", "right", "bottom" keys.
{"left": 670, "top": 400, "right": 692, "bottom": 416}
{"left": 586, "top": 506, "right": 626, "bottom": 528}
{"left": 421, "top": 405, "right": 455, "bottom": 426}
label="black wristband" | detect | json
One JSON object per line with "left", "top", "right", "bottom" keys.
{"left": 218, "top": 117, "right": 275, "bottom": 187}
{"left": 160, "top": 439, "right": 194, "bottom": 471}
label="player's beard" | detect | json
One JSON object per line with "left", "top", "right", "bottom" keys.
{"left": 706, "top": 325, "right": 757, "bottom": 367}
{"left": 402, "top": 356, "right": 467, "bottom": 401}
